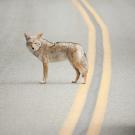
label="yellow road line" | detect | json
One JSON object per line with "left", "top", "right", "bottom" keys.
{"left": 59, "top": 0, "right": 96, "bottom": 135}
{"left": 81, "top": 0, "right": 112, "bottom": 135}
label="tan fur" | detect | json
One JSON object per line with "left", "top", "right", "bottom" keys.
{"left": 24, "top": 33, "right": 88, "bottom": 84}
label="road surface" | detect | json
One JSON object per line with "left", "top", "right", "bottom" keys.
{"left": 0, "top": 0, "right": 135, "bottom": 135}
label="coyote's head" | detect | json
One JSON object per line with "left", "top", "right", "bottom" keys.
{"left": 24, "top": 33, "right": 43, "bottom": 52}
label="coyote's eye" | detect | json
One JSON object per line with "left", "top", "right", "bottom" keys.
{"left": 34, "top": 42, "right": 38, "bottom": 45}
{"left": 34, "top": 42, "right": 41, "bottom": 47}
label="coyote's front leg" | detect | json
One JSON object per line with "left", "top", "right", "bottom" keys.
{"left": 40, "top": 62, "right": 48, "bottom": 84}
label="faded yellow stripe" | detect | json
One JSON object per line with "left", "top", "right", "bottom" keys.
{"left": 81, "top": 0, "right": 112, "bottom": 135}
{"left": 59, "top": 0, "right": 96, "bottom": 135}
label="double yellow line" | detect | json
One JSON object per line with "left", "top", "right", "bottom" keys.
{"left": 82, "top": 0, "right": 112, "bottom": 135}
{"left": 59, "top": 0, "right": 111, "bottom": 135}
{"left": 59, "top": 0, "right": 96, "bottom": 134}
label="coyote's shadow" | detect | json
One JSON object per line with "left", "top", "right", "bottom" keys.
{"left": 0, "top": 81, "right": 82, "bottom": 85}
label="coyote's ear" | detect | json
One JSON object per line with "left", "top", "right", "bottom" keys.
{"left": 37, "top": 33, "right": 43, "bottom": 39}
{"left": 24, "top": 33, "right": 31, "bottom": 40}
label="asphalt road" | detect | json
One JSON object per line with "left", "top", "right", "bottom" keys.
{"left": 89, "top": 0, "right": 135, "bottom": 135}
{"left": 0, "top": 1, "right": 87, "bottom": 135}
{"left": 0, "top": 0, "right": 135, "bottom": 135}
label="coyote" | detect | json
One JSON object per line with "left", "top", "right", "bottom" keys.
{"left": 24, "top": 33, "right": 88, "bottom": 84}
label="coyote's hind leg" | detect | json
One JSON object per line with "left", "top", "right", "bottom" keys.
{"left": 75, "top": 63, "right": 88, "bottom": 84}
{"left": 72, "top": 67, "right": 80, "bottom": 83}
{"left": 82, "top": 71, "right": 88, "bottom": 84}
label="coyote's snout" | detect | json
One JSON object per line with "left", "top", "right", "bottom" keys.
{"left": 24, "top": 33, "right": 88, "bottom": 84}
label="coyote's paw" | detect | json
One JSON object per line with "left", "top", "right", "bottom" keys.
{"left": 40, "top": 80, "right": 46, "bottom": 84}
{"left": 82, "top": 81, "right": 86, "bottom": 84}
{"left": 72, "top": 81, "right": 77, "bottom": 83}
